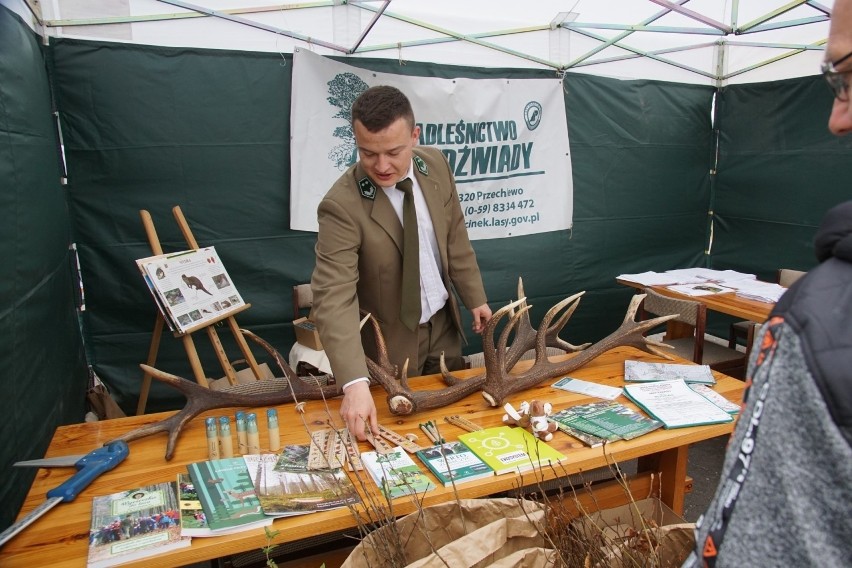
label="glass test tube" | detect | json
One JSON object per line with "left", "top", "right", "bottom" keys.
{"left": 246, "top": 412, "right": 260, "bottom": 454}
{"left": 218, "top": 416, "right": 234, "bottom": 458}
{"left": 267, "top": 408, "right": 280, "bottom": 452}
{"left": 235, "top": 410, "right": 247, "bottom": 454}
{"left": 205, "top": 417, "right": 219, "bottom": 460}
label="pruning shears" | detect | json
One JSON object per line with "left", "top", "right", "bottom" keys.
{"left": 0, "top": 440, "right": 129, "bottom": 548}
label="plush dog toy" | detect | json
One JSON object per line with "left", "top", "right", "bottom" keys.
{"left": 502, "top": 399, "right": 558, "bottom": 442}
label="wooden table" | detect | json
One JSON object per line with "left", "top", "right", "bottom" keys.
{"left": 2, "top": 347, "right": 744, "bottom": 568}
{"left": 617, "top": 279, "right": 775, "bottom": 323}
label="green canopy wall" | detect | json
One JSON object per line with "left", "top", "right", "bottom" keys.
{"left": 47, "top": 38, "right": 713, "bottom": 414}
{"left": 714, "top": 77, "right": 850, "bottom": 278}
{"left": 0, "top": 5, "right": 88, "bottom": 532}
{"left": 1, "top": 3, "right": 850, "bottom": 533}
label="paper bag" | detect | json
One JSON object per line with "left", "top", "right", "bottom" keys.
{"left": 341, "top": 498, "right": 553, "bottom": 568}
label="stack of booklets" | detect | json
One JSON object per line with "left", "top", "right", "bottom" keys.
{"left": 183, "top": 452, "right": 361, "bottom": 532}
{"left": 729, "top": 279, "right": 786, "bottom": 303}
{"left": 136, "top": 246, "right": 246, "bottom": 333}
{"left": 185, "top": 457, "right": 273, "bottom": 534}
{"left": 414, "top": 441, "right": 494, "bottom": 487}
{"left": 665, "top": 283, "right": 735, "bottom": 297}
{"left": 549, "top": 401, "right": 663, "bottom": 446}
{"left": 361, "top": 446, "right": 437, "bottom": 498}
{"left": 617, "top": 268, "right": 756, "bottom": 288}
{"left": 623, "top": 379, "right": 734, "bottom": 429}
{"left": 243, "top": 453, "right": 360, "bottom": 516}
{"left": 87, "top": 481, "right": 190, "bottom": 567}
{"left": 624, "top": 360, "right": 716, "bottom": 385}
{"left": 457, "top": 426, "right": 568, "bottom": 475}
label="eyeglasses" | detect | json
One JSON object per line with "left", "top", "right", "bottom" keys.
{"left": 822, "top": 49, "right": 852, "bottom": 101}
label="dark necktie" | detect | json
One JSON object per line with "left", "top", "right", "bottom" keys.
{"left": 396, "top": 178, "right": 420, "bottom": 331}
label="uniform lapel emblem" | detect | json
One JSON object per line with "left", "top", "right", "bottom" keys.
{"left": 358, "top": 177, "right": 377, "bottom": 200}
{"left": 414, "top": 155, "right": 428, "bottom": 176}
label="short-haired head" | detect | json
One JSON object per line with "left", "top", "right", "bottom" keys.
{"left": 827, "top": 0, "right": 852, "bottom": 135}
{"left": 351, "top": 86, "right": 415, "bottom": 132}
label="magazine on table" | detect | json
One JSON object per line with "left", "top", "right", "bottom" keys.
{"left": 457, "top": 426, "right": 568, "bottom": 476}
{"left": 185, "top": 457, "right": 272, "bottom": 533}
{"left": 623, "top": 379, "right": 734, "bottom": 429}
{"left": 556, "top": 401, "right": 663, "bottom": 441}
{"left": 414, "top": 441, "right": 494, "bottom": 487}
{"left": 87, "top": 481, "right": 189, "bottom": 567}
{"left": 273, "top": 444, "right": 312, "bottom": 472}
{"left": 176, "top": 473, "right": 262, "bottom": 537}
{"left": 549, "top": 407, "right": 621, "bottom": 443}
{"left": 547, "top": 418, "right": 607, "bottom": 448}
{"left": 360, "top": 446, "right": 436, "bottom": 499}
{"left": 243, "top": 453, "right": 360, "bottom": 516}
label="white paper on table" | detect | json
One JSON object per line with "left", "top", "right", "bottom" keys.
{"left": 732, "top": 280, "right": 787, "bottom": 303}
{"left": 616, "top": 271, "right": 681, "bottom": 286}
{"left": 624, "top": 379, "right": 732, "bottom": 428}
{"left": 697, "top": 270, "right": 756, "bottom": 282}
{"left": 689, "top": 384, "right": 740, "bottom": 414}
{"left": 552, "top": 377, "right": 622, "bottom": 400}
{"left": 624, "top": 360, "right": 716, "bottom": 385}
{"left": 663, "top": 268, "right": 724, "bottom": 281}
{"left": 666, "top": 283, "right": 735, "bottom": 297}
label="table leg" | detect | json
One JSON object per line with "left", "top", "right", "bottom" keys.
{"left": 637, "top": 444, "right": 689, "bottom": 515}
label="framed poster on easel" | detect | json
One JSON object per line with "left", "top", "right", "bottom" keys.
{"left": 135, "top": 206, "right": 264, "bottom": 414}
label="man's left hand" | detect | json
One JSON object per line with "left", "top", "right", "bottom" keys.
{"left": 470, "top": 303, "right": 492, "bottom": 334}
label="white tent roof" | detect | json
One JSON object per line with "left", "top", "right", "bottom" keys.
{"left": 13, "top": 0, "right": 834, "bottom": 85}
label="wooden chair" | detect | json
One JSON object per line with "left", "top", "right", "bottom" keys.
{"left": 727, "top": 268, "right": 805, "bottom": 348}
{"left": 640, "top": 288, "right": 750, "bottom": 376}
{"left": 292, "top": 283, "right": 313, "bottom": 320}
{"left": 777, "top": 268, "right": 806, "bottom": 287}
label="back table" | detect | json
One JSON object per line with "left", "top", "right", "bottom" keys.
{"left": 2, "top": 346, "right": 744, "bottom": 568}
{"left": 616, "top": 279, "right": 775, "bottom": 322}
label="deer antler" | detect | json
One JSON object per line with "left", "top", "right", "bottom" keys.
{"left": 361, "top": 313, "right": 485, "bottom": 415}
{"left": 110, "top": 329, "right": 342, "bottom": 460}
{"left": 440, "top": 277, "right": 589, "bottom": 387}
{"left": 479, "top": 293, "right": 677, "bottom": 407}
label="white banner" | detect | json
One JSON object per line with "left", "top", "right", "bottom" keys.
{"left": 290, "top": 49, "right": 573, "bottom": 240}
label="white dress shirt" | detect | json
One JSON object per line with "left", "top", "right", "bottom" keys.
{"left": 343, "top": 163, "right": 450, "bottom": 392}
{"left": 381, "top": 164, "right": 449, "bottom": 324}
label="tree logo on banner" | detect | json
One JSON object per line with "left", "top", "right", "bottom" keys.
{"left": 326, "top": 72, "right": 369, "bottom": 170}
{"left": 524, "top": 101, "right": 542, "bottom": 131}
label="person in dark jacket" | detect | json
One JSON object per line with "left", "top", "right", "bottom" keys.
{"left": 683, "top": 18, "right": 852, "bottom": 564}
{"left": 683, "top": 203, "right": 852, "bottom": 568}
{"left": 685, "top": 6, "right": 852, "bottom": 565}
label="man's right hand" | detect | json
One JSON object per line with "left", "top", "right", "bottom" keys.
{"left": 339, "top": 381, "right": 378, "bottom": 441}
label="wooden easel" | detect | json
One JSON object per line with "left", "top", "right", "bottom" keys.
{"left": 136, "top": 206, "right": 264, "bottom": 415}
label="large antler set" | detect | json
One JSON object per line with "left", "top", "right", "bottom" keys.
{"left": 112, "top": 330, "right": 342, "bottom": 460}
{"left": 474, "top": 291, "right": 675, "bottom": 406}
{"left": 365, "top": 279, "right": 590, "bottom": 415}
{"left": 367, "top": 278, "right": 676, "bottom": 412}
{"left": 114, "top": 280, "right": 676, "bottom": 458}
